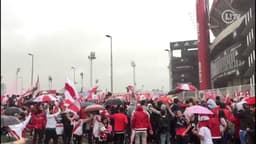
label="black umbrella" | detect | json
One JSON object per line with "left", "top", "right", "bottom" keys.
{"left": 4, "top": 107, "right": 25, "bottom": 116}
{"left": 105, "top": 98, "right": 124, "bottom": 105}
{"left": 23, "top": 100, "right": 38, "bottom": 106}
{"left": 1, "top": 115, "right": 20, "bottom": 127}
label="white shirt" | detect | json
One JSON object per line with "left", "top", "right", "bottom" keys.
{"left": 199, "top": 126, "right": 213, "bottom": 144}
{"left": 46, "top": 111, "right": 60, "bottom": 128}
{"left": 92, "top": 115, "right": 101, "bottom": 138}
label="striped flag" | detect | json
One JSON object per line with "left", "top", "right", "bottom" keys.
{"left": 86, "top": 86, "right": 98, "bottom": 100}
{"left": 64, "top": 78, "right": 80, "bottom": 113}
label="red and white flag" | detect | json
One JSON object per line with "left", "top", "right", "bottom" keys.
{"left": 8, "top": 114, "right": 31, "bottom": 140}
{"left": 38, "top": 90, "right": 57, "bottom": 96}
{"left": 86, "top": 86, "right": 98, "bottom": 100}
{"left": 64, "top": 78, "right": 80, "bottom": 113}
{"left": 127, "top": 85, "right": 135, "bottom": 93}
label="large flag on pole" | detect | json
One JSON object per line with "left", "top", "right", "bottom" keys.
{"left": 64, "top": 78, "right": 80, "bottom": 113}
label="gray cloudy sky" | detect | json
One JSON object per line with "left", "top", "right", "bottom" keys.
{"left": 1, "top": 0, "right": 208, "bottom": 93}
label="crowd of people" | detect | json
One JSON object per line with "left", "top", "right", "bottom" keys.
{"left": 1, "top": 93, "right": 255, "bottom": 144}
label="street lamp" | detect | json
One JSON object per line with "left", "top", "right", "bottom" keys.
{"left": 19, "top": 76, "right": 23, "bottom": 93}
{"left": 16, "top": 68, "right": 20, "bottom": 93}
{"left": 48, "top": 75, "right": 52, "bottom": 89}
{"left": 165, "top": 49, "right": 172, "bottom": 91}
{"left": 28, "top": 53, "right": 34, "bottom": 87}
{"left": 71, "top": 66, "right": 77, "bottom": 84}
{"left": 105, "top": 35, "right": 113, "bottom": 92}
{"left": 131, "top": 61, "right": 136, "bottom": 88}
{"left": 88, "top": 52, "right": 96, "bottom": 87}
{"left": 80, "top": 72, "right": 84, "bottom": 92}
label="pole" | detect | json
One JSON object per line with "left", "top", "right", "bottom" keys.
{"left": 131, "top": 61, "right": 136, "bottom": 88}
{"left": 165, "top": 49, "right": 172, "bottom": 91}
{"left": 20, "top": 76, "right": 23, "bottom": 93}
{"left": 88, "top": 52, "right": 96, "bottom": 88}
{"left": 28, "top": 53, "right": 34, "bottom": 87}
{"left": 90, "top": 59, "right": 93, "bottom": 87}
{"left": 196, "top": 0, "right": 211, "bottom": 90}
{"left": 80, "top": 72, "right": 83, "bottom": 92}
{"left": 110, "top": 37, "right": 113, "bottom": 93}
{"left": 106, "top": 35, "right": 113, "bottom": 92}
{"left": 16, "top": 68, "right": 20, "bottom": 93}
{"left": 169, "top": 48, "right": 173, "bottom": 90}
{"left": 133, "top": 66, "right": 136, "bottom": 87}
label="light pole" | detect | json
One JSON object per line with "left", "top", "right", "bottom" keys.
{"left": 80, "top": 72, "right": 84, "bottom": 92}
{"left": 88, "top": 52, "right": 96, "bottom": 87}
{"left": 71, "top": 66, "right": 77, "bottom": 84}
{"left": 19, "top": 76, "right": 23, "bottom": 93}
{"left": 48, "top": 76, "right": 52, "bottom": 89}
{"left": 165, "top": 49, "right": 172, "bottom": 91}
{"left": 131, "top": 61, "right": 136, "bottom": 88}
{"left": 16, "top": 68, "right": 20, "bottom": 93}
{"left": 28, "top": 53, "right": 34, "bottom": 87}
{"left": 105, "top": 35, "right": 113, "bottom": 92}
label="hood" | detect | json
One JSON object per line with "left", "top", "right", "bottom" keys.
{"left": 136, "top": 105, "right": 143, "bottom": 111}
{"left": 207, "top": 99, "right": 217, "bottom": 109}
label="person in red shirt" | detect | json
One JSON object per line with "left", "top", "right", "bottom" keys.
{"left": 108, "top": 107, "right": 128, "bottom": 144}
{"left": 31, "top": 104, "right": 46, "bottom": 144}
{"left": 208, "top": 115, "right": 222, "bottom": 144}
{"left": 131, "top": 105, "right": 153, "bottom": 144}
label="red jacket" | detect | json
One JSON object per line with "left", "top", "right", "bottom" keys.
{"left": 131, "top": 106, "right": 152, "bottom": 131}
{"left": 208, "top": 116, "right": 221, "bottom": 139}
{"left": 109, "top": 113, "right": 128, "bottom": 132}
{"left": 31, "top": 112, "right": 46, "bottom": 129}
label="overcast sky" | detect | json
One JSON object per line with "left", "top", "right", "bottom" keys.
{"left": 2, "top": 0, "right": 213, "bottom": 94}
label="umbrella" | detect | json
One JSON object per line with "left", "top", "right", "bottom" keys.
{"left": 175, "top": 84, "right": 197, "bottom": 91}
{"left": 184, "top": 105, "right": 213, "bottom": 115}
{"left": 80, "top": 101, "right": 95, "bottom": 107}
{"left": 23, "top": 100, "right": 38, "bottom": 106}
{"left": 105, "top": 98, "right": 124, "bottom": 105}
{"left": 245, "top": 96, "right": 255, "bottom": 105}
{"left": 1, "top": 115, "right": 20, "bottom": 127}
{"left": 158, "top": 96, "right": 172, "bottom": 104}
{"left": 33, "top": 95, "right": 57, "bottom": 102}
{"left": 85, "top": 104, "right": 105, "bottom": 112}
{"left": 4, "top": 107, "right": 25, "bottom": 116}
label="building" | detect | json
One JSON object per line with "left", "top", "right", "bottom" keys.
{"left": 209, "top": 0, "right": 255, "bottom": 88}
{"left": 170, "top": 40, "right": 199, "bottom": 89}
